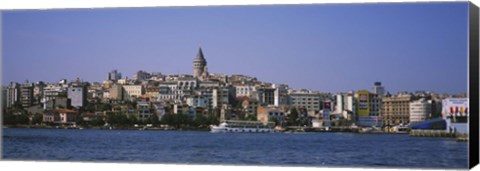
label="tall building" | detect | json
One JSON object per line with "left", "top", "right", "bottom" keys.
{"left": 334, "top": 92, "right": 357, "bottom": 121}
{"left": 355, "top": 90, "right": 382, "bottom": 127}
{"left": 33, "top": 81, "right": 45, "bottom": 105}
{"left": 20, "top": 81, "right": 34, "bottom": 108}
{"left": 273, "top": 84, "right": 289, "bottom": 107}
{"left": 6, "top": 82, "right": 20, "bottom": 108}
{"left": 382, "top": 92, "right": 415, "bottom": 127}
{"left": 372, "top": 82, "right": 385, "bottom": 96}
{"left": 409, "top": 98, "right": 432, "bottom": 123}
{"left": 193, "top": 48, "right": 208, "bottom": 79}
{"left": 107, "top": 69, "right": 122, "bottom": 81}
{"left": 133, "top": 70, "right": 151, "bottom": 81}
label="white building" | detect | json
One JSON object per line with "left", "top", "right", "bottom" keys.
{"left": 122, "top": 85, "right": 144, "bottom": 101}
{"left": 6, "top": 82, "right": 20, "bottom": 108}
{"left": 42, "top": 83, "right": 68, "bottom": 109}
{"left": 372, "top": 82, "right": 385, "bottom": 96}
{"left": 67, "top": 84, "right": 87, "bottom": 108}
{"left": 334, "top": 92, "right": 357, "bottom": 121}
{"left": 273, "top": 84, "right": 289, "bottom": 107}
{"left": 409, "top": 98, "right": 432, "bottom": 123}
{"left": 186, "top": 96, "right": 209, "bottom": 108}
{"left": 235, "top": 85, "right": 257, "bottom": 98}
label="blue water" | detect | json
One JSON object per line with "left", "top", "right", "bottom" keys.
{"left": 2, "top": 128, "right": 468, "bottom": 169}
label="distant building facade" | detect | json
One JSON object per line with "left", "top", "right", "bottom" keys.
{"left": 382, "top": 92, "right": 415, "bottom": 127}
{"left": 355, "top": 90, "right": 382, "bottom": 127}
{"left": 68, "top": 83, "right": 87, "bottom": 108}
{"left": 409, "top": 98, "right": 432, "bottom": 123}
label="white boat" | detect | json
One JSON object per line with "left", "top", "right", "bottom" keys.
{"left": 210, "top": 120, "right": 275, "bottom": 133}
{"left": 393, "top": 125, "right": 410, "bottom": 134}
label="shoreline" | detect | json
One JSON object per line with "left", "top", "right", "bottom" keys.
{"left": 2, "top": 125, "right": 468, "bottom": 141}
{"left": 2, "top": 125, "right": 210, "bottom": 131}
{"left": 0, "top": 125, "right": 407, "bottom": 134}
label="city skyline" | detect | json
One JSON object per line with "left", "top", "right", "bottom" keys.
{"left": 3, "top": 2, "right": 469, "bottom": 94}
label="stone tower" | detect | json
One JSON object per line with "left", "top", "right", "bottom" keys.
{"left": 193, "top": 47, "right": 207, "bottom": 78}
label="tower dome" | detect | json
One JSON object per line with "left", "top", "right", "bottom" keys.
{"left": 193, "top": 47, "right": 207, "bottom": 78}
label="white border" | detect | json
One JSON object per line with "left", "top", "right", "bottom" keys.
{"left": 0, "top": 0, "right": 478, "bottom": 171}
{"left": 0, "top": 0, "right": 473, "bottom": 10}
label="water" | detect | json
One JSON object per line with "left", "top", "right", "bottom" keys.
{"left": 2, "top": 128, "right": 468, "bottom": 169}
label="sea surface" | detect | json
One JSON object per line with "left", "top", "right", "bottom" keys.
{"left": 2, "top": 128, "right": 468, "bottom": 169}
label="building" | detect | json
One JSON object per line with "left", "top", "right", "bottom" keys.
{"left": 193, "top": 48, "right": 208, "bottom": 79}
{"left": 235, "top": 85, "right": 257, "bottom": 98}
{"left": 109, "top": 84, "right": 123, "bottom": 101}
{"left": 107, "top": 69, "right": 122, "bottom": 82}
{"left": 441, "top": 98, "right": 469, "bottom": 119}
{"left": 288, "top": 89, "right": 324, "bottom": 112}
{"left": 441, "top": 98, "right": 468, "bottom": 134}
{"left": 186, "top": 95, "right": 209, "bottom": 108}
{"left": 372, "top": 82, "right": 385, "bottom": 96}
{"left": 122, "top": 85, "right": 144, "bottom": 101}
{"left": 212, "top": 86, "right": 235, "bottom": 108}
{"left": 6, "top": 82, "right": 20, "bottom": 108}
{"left": 44, "top": 96, "right": 71, "bottom": 110}
{"left": 355, "top": 90, "right": 382, "bottom": 127}
{"left": 33, "top": 81, "right": 45, "bottom": 105}
{"left": 237, "top": 97, "right": 259, "bottom": 117}
{"left": 137, "top": 101, "right": 152, "bottom": 121}
{"left": 409, "top": 98, "right": 432, "bottom": 123}
{"left": 145, "top": 86, "right": 160, "bottom": 99}
{"left": 273, "top": 84, "right": 289, "bottom": 107}
{"left": 158, "top": 81, "right": 181, "bottom": 102}
{"left": 382, "top": 92, "right": 415, "bottom": 127}
{"left": 67, "top": 83, "right": 87, "bottom": 108}
{"left": 1, "top": 86, "right": 7, "bottom": 111}
{"left": 43, "top": 108, "right": 77, "bottom": 125}
{"left": 334, "top": 92, "right": 357, "bottom": 121}
{"left": 256, "top": 87, "right": 275, "bottom": 106}
{"left": 41, "top": 80, "right": 68, "bottom": 110}
{"left": 20, "top": 81, "right": 34, "bottom": 108}
{"left": 133, "top": 70, "right": 151, "bottom": 81}
{"left": 257, "top": 105, "right": 286, "bottom": 125}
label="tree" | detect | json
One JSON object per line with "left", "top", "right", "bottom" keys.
{"left": 289, "top": 108, "right": 299, "bottom": 126}
{"left": 206, "top": 113, "right": 219, "bottom": 125}
{"left": 193, "top": 113, "right": 208, "bottom": 127}
{"left": 245, "top": 114, "right": 257, "bottom": 121}
{"left": 3, "top": 114, "right": 16, "bottom": 125}
{"left": 270, "top": 117, "right": 280, "bottom": 126}
{"left": 100, "top": 103, "right": 112, "bottom": 112}
{"left": 15, "top": 114, "right": 30, "bottom": 125}
{"left": 91, "top": 116, "right": 105, "bottom": 126}
{"left": 149, "top": 114, "right": 160, "bottom": 125}
{"left": 32, "top": 113, "right": 43, "bottom": 125}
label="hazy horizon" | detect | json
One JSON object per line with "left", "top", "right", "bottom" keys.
{"left": 2, "top": 2, "right": 469, "bottom": 94}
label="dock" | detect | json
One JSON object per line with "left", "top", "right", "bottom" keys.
{"left": 409, "top": 129, "right": 468, "bottom": 141}
{"left": 409, "top": 129, "right": 455, "bottom": 137}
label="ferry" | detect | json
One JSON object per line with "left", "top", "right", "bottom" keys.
{"left": 210, "top": 120, "right": 275, "bottom": 133}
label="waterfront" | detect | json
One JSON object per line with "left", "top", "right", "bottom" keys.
{"left": 2, "top": 128, "right": 468, "bottom": 169}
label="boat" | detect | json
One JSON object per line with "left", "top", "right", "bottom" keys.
{"left": 393, "top": 125, "right": 410, "bottom": 134}
{"left": 210, "top": 120, "right": 275, "bottom": 133}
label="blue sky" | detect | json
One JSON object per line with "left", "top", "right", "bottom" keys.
{"left": 2, "top": 2, "right": 469, "bottom": 94}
